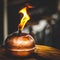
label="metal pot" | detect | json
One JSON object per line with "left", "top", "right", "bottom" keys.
{"left": 5, "top": 31, "right": 35, "bottom": 57}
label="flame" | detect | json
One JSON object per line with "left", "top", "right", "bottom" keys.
{"left": 18, "top": 5, "right": 32, "bottom": 31}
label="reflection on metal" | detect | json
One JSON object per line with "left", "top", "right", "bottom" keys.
{"left": 3, "top": 0, "right": 8, "bottom": 45}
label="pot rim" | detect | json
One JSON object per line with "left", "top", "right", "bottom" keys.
{"left": 6, "top": 47, "right": 35, "bottom": 52}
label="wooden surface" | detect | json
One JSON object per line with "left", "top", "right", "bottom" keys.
{"left": 0, "top": 45, "right": 60, "bottom": 60}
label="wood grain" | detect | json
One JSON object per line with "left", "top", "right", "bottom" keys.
{"left": 35, "top": 45, "right": 60, "bottom": 60}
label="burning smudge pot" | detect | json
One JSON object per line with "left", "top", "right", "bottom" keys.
{"left": 5, "top": 5, "right": 35, "bottom": 57}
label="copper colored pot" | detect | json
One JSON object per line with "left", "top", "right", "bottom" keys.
{"left": 5, "top": 31, "right": 35, "bottom": 57}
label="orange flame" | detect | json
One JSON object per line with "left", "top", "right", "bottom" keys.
{"left": 18, "top": 5, "right": 32, "bottom": 31}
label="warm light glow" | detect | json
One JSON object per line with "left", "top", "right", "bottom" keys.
{"left": 18, "top": 6, "right": 31, "bottom": 31}
{"left": 35, "top": 45, "right": 60, "bottom": 59}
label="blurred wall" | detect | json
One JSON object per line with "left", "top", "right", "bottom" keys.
{"left": 0, "top": 0, "right": 4, "bottom": 45}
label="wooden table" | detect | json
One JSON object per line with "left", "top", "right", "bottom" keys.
{"left": 0, "top": 45, "right": 60, "bottom": 60}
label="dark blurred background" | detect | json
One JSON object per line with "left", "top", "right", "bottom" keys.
{"left": 0, "top": 0, "right": 60, "bottom": 49}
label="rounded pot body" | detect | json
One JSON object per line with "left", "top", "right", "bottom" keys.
{"left": 5, "top": 32, "right": 35, "bottom": 57}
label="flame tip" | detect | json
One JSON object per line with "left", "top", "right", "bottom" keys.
{"left": 18, "top": 6, "right": 31, "bottom": 31}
